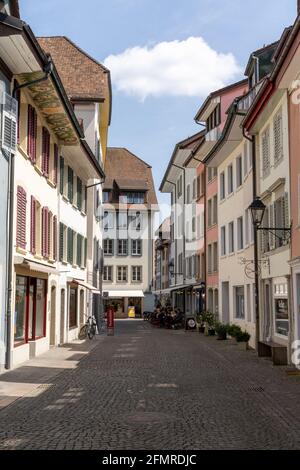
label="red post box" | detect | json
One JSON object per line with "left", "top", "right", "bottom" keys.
{"left": 107, "top": 307, "right": 114, "bottom": 336}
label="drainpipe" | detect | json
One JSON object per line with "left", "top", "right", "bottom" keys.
{"left": 5, "top": 60, "right": 53, "bottom": 370}
{"left": 243, "top": 127, "right": 260, "bottom": 350}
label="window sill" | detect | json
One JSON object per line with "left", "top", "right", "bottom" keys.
{"left": 227, "top": 192, "right": 234, "bottom": 199}
{"left": 16, "top": 246, "right": 27, "bottom": 255}
{"left": 81, "top": 211, "right": 86, "bottom": 217}
{"left": 48, "top": 258, "right": 56, "bottom": 264}
{"left": 220, "top": 198, "right": 226, "bottom": 205}
{"left": 18, "top": 145, "right": 30, "bottom": 160}
{"left": 117, "top": 254, "right": 128, "bottom": 257}
{"left": 47, "top": 179, "right": 56, "bottom": 189}
{"left": 34, "top": 165, "right": 43, "bottom": 176}
{"left": 236, "top": 184, "right": 243, "bottom": 193}
{"left": 62, "top": 195, "right": 69, "bottom": 203}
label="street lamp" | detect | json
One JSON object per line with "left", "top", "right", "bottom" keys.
{"left": 249, "top": 197, "right": 266, "bottom": 227}
{"left": 168, "top": 260, "right": 182, "bottom": 277}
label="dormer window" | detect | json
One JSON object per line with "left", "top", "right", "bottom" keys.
{"left": 103, "top": 191, "right": 110, "bottom": 203}
{"left": 119, "top": 192, "right": 145, "bottom": 204}
{"left": 206, "top": 104, "right": 221, "bottom": 132}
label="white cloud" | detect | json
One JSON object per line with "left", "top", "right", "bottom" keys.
{"left": 104, "top": 36, "right": 242, "bottom": 100}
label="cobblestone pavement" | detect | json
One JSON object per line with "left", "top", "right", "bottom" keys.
{"left": 0, "top": 320, "right": 300, "bottom": 450}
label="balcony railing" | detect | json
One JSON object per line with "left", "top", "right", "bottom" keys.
{"left": 237, "top": 81, "right": 264, "bottom": 113}
{"left": 205, "top": 126, "right": 222, "bottom": 142}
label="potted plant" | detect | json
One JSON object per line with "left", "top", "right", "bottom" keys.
{"left": 196, "top": 313, "right": 205, "bottom": 333}
{"left": 235, "top": 330, "right": 251, "bottom": 350}
{"left": 227, "top": 324, "right": 242, "bottom": 339}
{"left": 202, "top": 311, "right": 215, "bottom": 336}
{"left": 215, "top": 322, "right": 228, "bottom": 340}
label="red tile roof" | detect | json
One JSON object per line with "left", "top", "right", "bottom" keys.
{"left": 104, "top": 148, "right": 158, "bottom": 206}
{"left": 37, "top": 36, "right": 110, "bottom": 102}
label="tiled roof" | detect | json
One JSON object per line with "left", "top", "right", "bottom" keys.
{"left": 37, "top": 36, "right": 109, "bottom": 101}
{"left": 104, "top": 148, "right": 158, "bottom": 206}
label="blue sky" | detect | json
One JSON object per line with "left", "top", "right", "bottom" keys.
{"left": 21, "top": 0, "right": 297, "bottom": 206}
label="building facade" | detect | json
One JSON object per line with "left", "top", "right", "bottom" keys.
{"left": 154, "top": 217, "right": 171, "bottom": 306}
{"left": 102, "top": 148, "right": 157, "bottom": 318}
{"left": 1, "top": 10, "right": 110, "bottom": 369}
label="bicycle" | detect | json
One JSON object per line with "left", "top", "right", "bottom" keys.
{"left": 79, "top": 315, "right": 98, "bottom": 340}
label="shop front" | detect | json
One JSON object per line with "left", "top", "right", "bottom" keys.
{"left": 103, "top": 290, "right": 144, "bottom": 318}
{"left": 13, "top": 273, "right": 49, "bottom": 365}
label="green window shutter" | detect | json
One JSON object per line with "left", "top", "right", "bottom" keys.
{"left": 84, "top": 238, "right": 87, "bottom": 267}
{"left": 77, "top": 234, "right": 82, "bottom": 266}
{"left": 59, "top": 223, "right": 64, "bottom": 262}
{"left": 60, "top": 157, "right": 64, "bottom": 195}
{"left": 68, "top": 167, "right": 74, "bottom": 202}
{"left": 67, "top": 227, "right": 73, "bottom": 264}
{"left": 77, "top": 178, "right": 82, "bottom": 211}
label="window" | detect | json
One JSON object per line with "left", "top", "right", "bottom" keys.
{"left": 236, "top": 155, "right": 242, "bottom": 188}
{"left": 186, "top": 184, "right": 190, "bottom": 204}
{"left": 117, "top": 212, "right": 128, "bottom": 229}
{"left": 104, "top": 239, "right": 114, "bottom": 256}
{"left": 77, "top": 234, "right": 83, "bottom": 267}
{"left": 274, "top": 282, "right": 289, "bottom": 336}
{"left": 118, "top": 239, "right": 128, "bottom": 255}
{"left": 16, "top": 186, "right": 27, "bottom": 250}
{"left": 103, "top": 266, "right": 113, "bottom": 282}
{"left": 178, "top": 253, "right": 183, "bottom": 274}
{"left": 208, "top": 167, "right": 213, "bottom": 183}
{"left": 273, "top": 107, "right": 283, "bottom": 165}
{"left": 220, "top": 172, "right": 225, "bottom": 200}
{"left": 245, "top": 209, "right": 250, "bottom": 247}
{"left": 246, "top": 284, "right": 251, "bottom": 322}
{"left": 212, "top": 195, "right": 218, "bottom": 225}
{"left": 235, "top": 286, "right": 245, "bottom": 319}
{"left": 53, "top": 144, "right": 58, "bottom": 186}
{"left": 117, "top": 266, "right": 127, "bottom": 282}
{"left": 243, "top": 142, "right": 248, "bottom": 177}
{"left": 129, "top": 212, "right": 142, "bottom": 231}
{"left": 42, "top": 207, "right": 50, "bottom": 258}
{"left": 103, "top": 191, "right": 110, "bottom": 203}
{"left": 59, "top": 157, "right": 64, "bottom": 195}
{"left": 208, "top": 199, "right": 212, "bottom": 227}
{"left": 119, "top": 192, "right": 145, "bottom": 204}
{"left": 213, "top": 242, "right": 218, "bottom": 272}
{"left": 237, "top": 216, "right": 244, "bottom": 250}
{"left": 177, "top": 175, "right": 183, "bottom": 198}
{"left": 27, "top": 104, "right": 37, "bottom": 162}
{"left": 42, "top": 127, "right": 50, "bottom": 177}
{"left": 67, "top": 227, "right": 74, "bottom": 264}
{"left": 229, "top": 221, "right": 234, "bottom": 253}
{"left": 68, "top": 167, "right": 74, "bottom": 202}
{"left": 59, "top": 223, "right": 67, "bottom": 262}
{"left": 261, "top": 126, "right": 270, "bottom": 177}
{"left": 132, "top": 266, "right": 142, "bottom": 282}
{"left": 69, "top": 287, "right": 77, "bottom": 328}
{"left": 208, "top": 244, "right": 212, "bottom": 274}
{"left": 103, "top": 211, "right": 114, "bottom": 230}
{"left": 228, "top": 164, "right": 233, "bottom": 194}
{"left": 197, "top": 175, "right": 201, "bottom": 199}
{"left": 77, "top": 178, "right": 83, "bottom": 211}
{"left": 221, "top": 226, "right": 226, "bottom": 256}
{"left": 131, "top": 239, "right": 142, "bottom": 256}
{"left": 14, "top": 276, "right": 47, "bottom": 345}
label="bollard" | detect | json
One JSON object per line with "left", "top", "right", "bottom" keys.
{"left": 107, "top": 307, "right": 115, "bottom": 336}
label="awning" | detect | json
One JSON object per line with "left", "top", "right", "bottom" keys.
{"left": 14, "top": 256, "right": 59, "bottom": 275}
{"left": 71, "top": 279, "right": 100, "bottom": 293}
{"left": 103, "top": 290, "right": 144, "bottom": 298}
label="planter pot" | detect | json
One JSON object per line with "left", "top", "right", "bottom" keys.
{"left": 208, "top": 329, "right": 215, "bottom": 336}
{"left": 217, "top": 332, "right": 227, "bottom": 340}
{"left": 236, "top": 341, "right": 249, "bottom": 351}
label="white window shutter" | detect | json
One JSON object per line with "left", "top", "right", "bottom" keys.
{"left": 1, "top": 92, "right": 18, "bottom": 153}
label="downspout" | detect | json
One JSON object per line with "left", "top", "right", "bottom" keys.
{"left": 172, "top": 162, "right": 186, "bottom": 313}
{"left": 5, "top": 60, "right": 53, "bottom": 370}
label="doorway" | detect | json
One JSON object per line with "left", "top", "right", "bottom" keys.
{"left": 60, "top": 289, "right": 65, "bottom": 345}
{"left": 50, "top": 286, "right": 56, "bottom": 346}
{"left": 222, "top": 282, "right": 229, "bottom": 324}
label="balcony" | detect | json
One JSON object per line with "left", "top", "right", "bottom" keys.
{"left": 237, "top": 81, "right": 264, "bottom": 113}
{"left": 205, "top": 126, "right": 222, "bottom": 143}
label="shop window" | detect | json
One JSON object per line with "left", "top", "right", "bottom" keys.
{"left": 69, "top": 287, "right": 77, "bottom": 329}
{"left": 14, "top": 276, "right": 27, "bottom": 345}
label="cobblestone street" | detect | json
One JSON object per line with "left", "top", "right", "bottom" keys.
{"left": 0, "top": 320, "right": 300, "bottom": 450}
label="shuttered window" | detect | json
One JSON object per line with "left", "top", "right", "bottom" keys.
{"left": 77, "top": 234, "right": 82, "bottom": 267}
{"left": 261, "top": 126, "right": 270, "bottom": 178}
{"left": 273, "top": 108, "right": 283, "bottom": 165}
{"left": 16, "top": 186, "right": 27, "bottom": 249}
{"left": 59, "top": 157, "right": 64, "bottom": 195}
{"left": 30, "top": 196, "right": 36, "bottom": 254}
{"left": 84, "top": 238, "right": 87, "bottom": 267}
{"left": 77, "top": 177, "right": 82, "bottom": 211}
{"left": 59, "top": 223, "right": 65, "bottom": 262}
{"left": 67, "top": 228, "right": 74, "bottom": 264}
{"left": 42, "top": 207, "right": 49, "bottom": 258}
{"left": 27, "top": 104, "right": 37, "bottom": 162}
{"left": 42, "top": 127, "right": 50, "bottom": 177}
{"left": 53, "top": 144, "right": 58, "bottom": 186}
{"left": 53, "top": 216, "right": 57, "bottom": 261}
{"left": 68, "top": 167, "right": 74, "bottom": 202}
